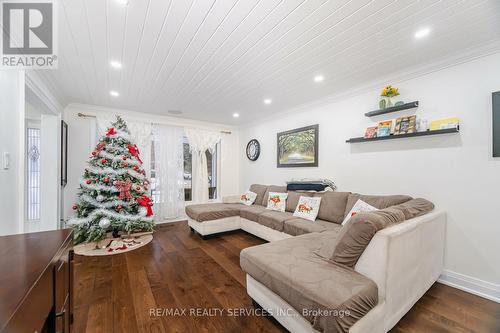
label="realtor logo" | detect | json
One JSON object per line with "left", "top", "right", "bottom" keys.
{"left": 1, "top": 0, "right": 57, "bottom": 68}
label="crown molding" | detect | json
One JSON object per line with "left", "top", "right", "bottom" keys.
{"left": 66, "top": 103, "right": 237, "bottom": 133}
{"left": 25, "top": 70, "right": 66, "bottom": 114}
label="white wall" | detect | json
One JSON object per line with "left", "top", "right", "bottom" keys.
{"left": 63, "top": 104, "right": 240, "bottom": 220}
{"left": 0, "top": 70, "right": 25, "bottom": 236}
{"left": 239, "top": 53, "right": 500, "bottom": 296}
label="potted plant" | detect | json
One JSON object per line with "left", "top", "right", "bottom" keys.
{"left": 379, "top": 85, "right": 400, "bottom": 109}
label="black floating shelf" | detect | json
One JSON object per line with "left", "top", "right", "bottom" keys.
{"left": 346, "top": 127, "right": 459, "bottom": 143}
{"left": 365, "top": 101, "right": 419, "bottom": 117}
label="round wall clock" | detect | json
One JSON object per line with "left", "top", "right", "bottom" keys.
{"left": 246, "top": 139, "right": 260, "bottom": 161}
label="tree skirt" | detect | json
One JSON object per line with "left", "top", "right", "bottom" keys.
{"left": 74, "top": 234, "right": 153, "bottom": 256}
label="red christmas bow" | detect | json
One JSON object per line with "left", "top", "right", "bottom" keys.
{"left": 127, "top": 144, "right": 143, "bottom": 164}
{"left": 137, "top": 196, "right": 153, "bottom": 217}
{"left": 106, "top": 127, "right": 117, "bottom": 136}
{"left": 115, "top": 180, "right": 132, "bottom": 200}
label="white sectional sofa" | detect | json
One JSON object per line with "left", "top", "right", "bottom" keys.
{"left": 185, "top": 184, "right": 446, "bottom": 333}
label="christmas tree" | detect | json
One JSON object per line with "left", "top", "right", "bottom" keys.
{"left": 69, "top": 116, "right": 154, "bottom": 244}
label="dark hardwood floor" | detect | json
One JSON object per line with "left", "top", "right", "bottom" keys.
{"left": 73, "top": 221, "right": 500, "bottom": 333}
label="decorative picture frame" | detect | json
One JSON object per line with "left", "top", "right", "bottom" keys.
{"left": 277, "top": 124, "right": 318, "bottom": 168}
{"left": 61, "top": 120, "right": 68, "bottom": 187}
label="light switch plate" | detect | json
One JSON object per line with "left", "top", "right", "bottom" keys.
{"left": 2, "top": 152, "right": 10, "bottom": 170}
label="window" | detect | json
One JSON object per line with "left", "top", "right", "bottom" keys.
{"left": 150, "top": 141, "right": 158, "bottom": 203}
{"left": 150, "top": 137, "right": 218, "bottom": 203}
{"left": 183, "top": 137, "right": 218, "bottom": 201}
{"left": 183, "top": 139, "right": 192, "bottom": 200}
{"left": 206, "top": 148, "right": 217, "bottom": 200}
{"left": 26, "top": 128, "right": 41, "bottom": 220}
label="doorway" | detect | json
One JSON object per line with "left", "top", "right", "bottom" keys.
{"left": 24, "top": 86, "right": 60, "bottom": 233}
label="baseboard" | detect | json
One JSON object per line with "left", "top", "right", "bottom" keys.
{"left": 155, "top": 216, "right": 189, "bottom": 224}
{"left": 438, "top": 270, "right": 500, "bottom": 303}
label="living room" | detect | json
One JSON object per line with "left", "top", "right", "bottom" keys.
{"left": 0, "top": 0, "right": 499, "bottom": 332}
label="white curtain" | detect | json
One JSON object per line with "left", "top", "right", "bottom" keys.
{"left": 185, "top": 128, "right": 221, "bottom": 203}
{"left": 153, "top": 124, "right": 185, "bottom": 220}
{"left": 124, "top": 118, "right": 152, "bottom": 179}
{"left": 95, "top": 115, "right": 152, "bottom": 178}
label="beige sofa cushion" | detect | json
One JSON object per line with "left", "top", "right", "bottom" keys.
{"left": 240, "top": 232, "right": 378, "bottom": 333}
{"left": 331, "top": 198, "right": 435, "bottom": 268}
{"left": 257, "top": 211, "right": 295, "bottom": 232}
{"left": 313, "top": 192, "right": 350, "bottom": 224}
{"left": 262, "top": 185, "right": 287, "bottom": 206}
{"left": 185, "top": 203, "right": 242, "bottom": 222}
{"left": 393, "top": 197, "right": 436, "bottom": 219}
{"left": 249, "top": 184, "right": 269, "bottom": 206}
{"left": 284, "top": 218, "right": 341, "bottom": 236}
{"left": 285, "top": 191, "right": 313, "bottom": 213}
{"left": 344, "top": 193, "right": 412, "bottom": 218}
{"left": 240, "top": 205, "right": 267, "bottom": 222}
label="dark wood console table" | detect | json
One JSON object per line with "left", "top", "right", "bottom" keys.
{"left": 0, "top": 229, "right": 73, "bottom": 333}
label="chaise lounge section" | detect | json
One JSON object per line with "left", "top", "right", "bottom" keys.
{"left": 185, "top": 184, "right": 446, "bottom": 332}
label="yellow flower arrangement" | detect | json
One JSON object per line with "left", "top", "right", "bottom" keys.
{"left": 380, "top": 85, "right": 400, "bottom": 97}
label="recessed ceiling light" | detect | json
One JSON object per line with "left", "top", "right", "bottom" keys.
{"left": 414, "top": 27, "right": 431, "bottom": 39}
{"left": 232, "top": 112, "right": 240, "bottom": 118}
{"left": 110, "top": 60, "right": 122, "bottom": 69}
{"left": 110, "top": 91, "right": 119, "bottom": 97}
{"left": 115, "top": 0, "right": 129, "bottom": 5}
{"left": 167, "top": 110, "right": 183, "bottom": 115}
{"left": 264, "top": 98, "right": 272, "bottom": 105}
{"left": 314, "top": 75, "right": 324, "bottom": 83}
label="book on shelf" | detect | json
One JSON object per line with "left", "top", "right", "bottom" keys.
{"left": 364, "top": 126, "right": 378, "bottom": 138}
{"left": 430, "top": 117, "right": 459, "bottom": 130}
{"left": 394, "top": 115, "right": 417, "bottom": 135}
{"left": 377, "top": 120, "right": 393, "bottom": 137}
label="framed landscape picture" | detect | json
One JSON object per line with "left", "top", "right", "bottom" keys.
{"left": 277, "top": 124, "right": 318, "bottom": 168}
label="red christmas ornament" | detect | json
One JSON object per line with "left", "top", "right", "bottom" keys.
{"left": 133, "top": 166, "right": 139, "bottom": 171}
{"left": 95, "top": 142, "right": 106, "bottom": 153}
{"left": 136, "top": 186, "right": 141, "bottom": 191}
{"left": 91, "top": 151, "right": 97, "bottom": 156}
{"left": 116, "top": 205, "right": 123, "bottom": 211}
{"left": 122, "top": 156, "right": 127, "bottom": 161}
{"left": 137, "top": 196, "right": 153, "bottom": 217}
{"left": 123, "top": 163, "right": 128, "bottom": 167}
{"left": 106, "top": 127, "right": 117, "bottom": 136}
{"left": 86, "top": 179, "right": 92, "bottom": 184}
{"left": 127, "top": 144, "right": 143, "bottom": 164}
{"left": 72, "top": 204, "right": 78, "bottom": 210}
{"left": 101, "top": 159, "right": 107, "bottom": 164}
{"left": 103, "top": 177, "right": 110, "bottom": 183}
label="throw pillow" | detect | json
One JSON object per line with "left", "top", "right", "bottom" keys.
{"left": 239, "top": 191, "right": 257, "bottom": 206}
{"left": 222, "top": 195, "right": 241, "bottom": 204}
{"left": 341, "top": 199, "right": 378, "bottom": 225}
{"left": 266, "top": 192, "right": 288, "bottom": 212}
{"left": 293, "top": 196, "right": 322, "bottom": 221}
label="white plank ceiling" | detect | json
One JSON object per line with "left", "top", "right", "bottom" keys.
{"left": 40, "top": 0, "right": 500, "bottom": 124}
